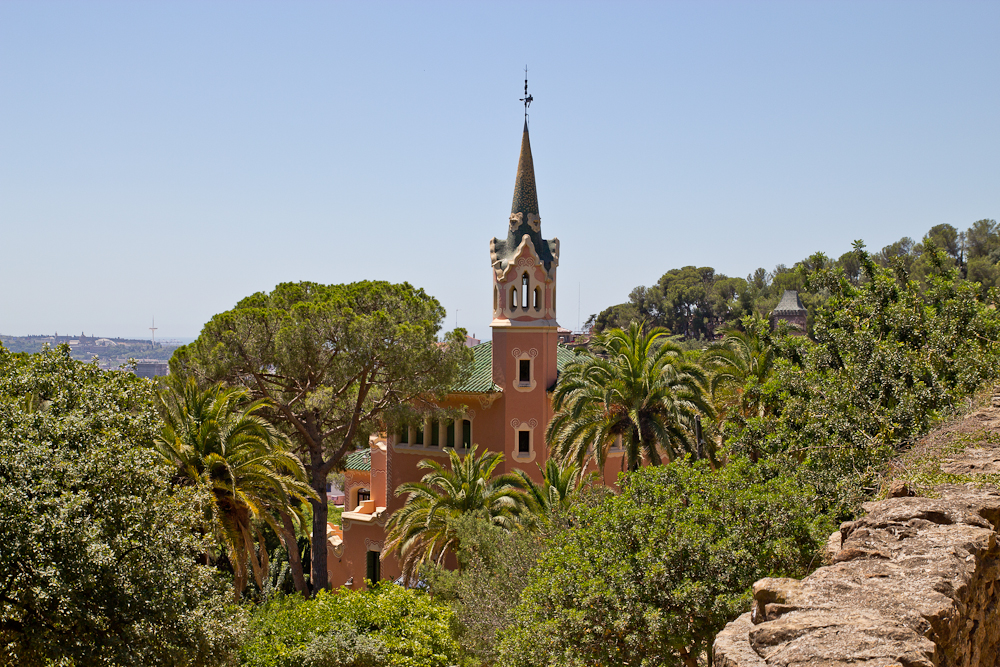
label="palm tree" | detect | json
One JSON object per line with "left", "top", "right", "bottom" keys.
{"left": 701, "top": 316, "right": 776, "bottom": 461}
{"left": 513, "top": 458, "right": 588, "bottom": 517}
{"left": 153, "top": 377, "right": 317, "bottom": 599}
{"left": 547, "top": 321, "right": 711, "bottom": 473}
{"left": 385, "top": 446, "right": 529, "bottom": 583}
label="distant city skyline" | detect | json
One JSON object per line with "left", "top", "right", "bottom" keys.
{"left": 2, "top": 1, "right": 998, "bottom": 339}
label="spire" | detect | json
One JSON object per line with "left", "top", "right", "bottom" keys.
{"left": 510, "top": 121, "right": 539, "bottom": 216}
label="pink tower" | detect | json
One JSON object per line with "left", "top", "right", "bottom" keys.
{"left": 488, "top": 121, "right": 561, "bottom": 480}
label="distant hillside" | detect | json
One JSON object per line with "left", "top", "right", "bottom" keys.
{"left": 0, "top": 334, "right": 182, "bottom": 370}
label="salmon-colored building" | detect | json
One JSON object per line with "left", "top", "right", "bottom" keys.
{"left": 327, "top": 121, "right": 623, "bottom": 588}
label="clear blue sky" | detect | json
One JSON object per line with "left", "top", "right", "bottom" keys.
{"left": 2, "top": 1, "right": 998, "bottom": 339}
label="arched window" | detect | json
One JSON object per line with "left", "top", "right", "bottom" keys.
{"left": 494, "top": 286, "right": 498, "bottom": 312}
{"left": 533, "top": 286, "right": 541, "bottom": 310}
{"left": 510, "top": 287, "right": 518, "bottom": 311}
{"left": 521, "top": 273, "right": 529, "bottom": 309}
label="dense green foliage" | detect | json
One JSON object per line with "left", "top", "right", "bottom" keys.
{"left": 240, "top": 586, "right": 461, "bottom": 667}
{"left": 500, "top": 459, "right": 828, "bottom": 667}
{"left": 591, "top": 219, "right": 998, "bottom": 339}
{"left": 169, "top": 280, "right": 471, "bottom": 591}
{"left": 0, "top": 346, "right": 243, "bottom": 666}
{"left": 422, "top": 512, "right": 561, "bottom": 665}
{"left": 717, "top": 243, "right": 1000, "bottom": 517}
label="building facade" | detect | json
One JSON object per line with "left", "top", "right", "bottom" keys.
{"left": 327, "top": 121, "right": 621, "bottom": 589}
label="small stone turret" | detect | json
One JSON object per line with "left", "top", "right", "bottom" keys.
{"left": 770, "top": 290, "right": 807, "bottom": 334}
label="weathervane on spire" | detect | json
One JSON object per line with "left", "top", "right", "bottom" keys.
{"left": 519, "top": 65, "right": 533, "bottom": 123}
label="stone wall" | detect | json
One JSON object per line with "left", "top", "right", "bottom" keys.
{"left": 714, "top": 484, "right": 1000, "bottom": 667}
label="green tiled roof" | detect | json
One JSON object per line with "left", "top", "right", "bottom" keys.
{"left": 451, "top": 341, "right": 501, "bottom": 393}
{"left": 449, "top": 340, "right": 583, "bottom": 394}
{"left": 556, "top": 342, "right": 580, "bottom": 374}
{"left": 344, "top": 448, "right": 371, "bottom": 471}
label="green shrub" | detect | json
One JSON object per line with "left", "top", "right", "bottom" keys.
{"left": 0, "top": 345, "right": 244, "bottom": 666}
{"left": 241, "top": 585, "right": 461, "bottom": 667}
{"left": 499, "top": 458, "right": 830, "bottom": 667}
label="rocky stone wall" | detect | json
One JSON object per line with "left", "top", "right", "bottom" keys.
{"left": 713, "top": 484, "right": 1000, "bottom": 667}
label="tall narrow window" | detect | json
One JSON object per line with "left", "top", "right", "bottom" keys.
{"left": 510, "top": 287, "right": 517, "bottom": 310}
{"left": 462, "top": 419, "right": 472, "bottom": 448}
{"left": 430, "top": 421, "right": 440, "bottom": 447}
{"left": 519, "top": 359, "right": 531, "bottom": 384}
{"left": 533, "top": 287, "right": 541, "bottom": 310}
{"left": 518, "top": 430, "right": 530, "bottom": 454}
{"left": 415, "top": 421, "right": 425, "bottom": 445}
{"left": 398, "top": 426, "right": 409, "bottom": 445}
{"left": 446, "top": 420, "right": 455, "bottom": 448}
{"left": 521, "top": 273, "right": 529, "bottom": 309}
{"left": 366, "top": 550, "right": 381, "bottom": 583}
{"left": 494, "top": 286, "right": 498, "bottom": 312}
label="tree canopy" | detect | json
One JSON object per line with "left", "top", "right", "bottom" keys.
{"left": 0, "top": 345, "right": 242, "bottom": 666}
{"left": 588, "top": 218, "right": 1000, "bottom": 340}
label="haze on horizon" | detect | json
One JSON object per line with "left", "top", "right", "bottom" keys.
{"left": 2, "top": 1, "right": 998, "bottom": 340}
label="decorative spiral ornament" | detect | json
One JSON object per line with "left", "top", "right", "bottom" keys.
{"left": 528, "top": 419, "right": 538, "bottom": 429}
{"left": 510, "top": 419, "right": 521, "bottom": 429}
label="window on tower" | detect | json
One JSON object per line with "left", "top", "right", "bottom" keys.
{"left": 533, "top": 286, "right": 541, "bottom": 311}
{"left": 521, "top": 273, "right": 529, "bottom": 309}
{"left": 518, "top": 430, "right": 530, "bottom": 454}
{"left": 510, "top": 287, "right": 517, "bottom": 311}
{"left": 519, "top": 359, "right": 530, "bottom": 385}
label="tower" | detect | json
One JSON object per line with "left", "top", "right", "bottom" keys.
{"left": 489, "top": 120, "right": 560, "bottom": 472}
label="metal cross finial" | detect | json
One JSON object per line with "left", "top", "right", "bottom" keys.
{"left": 519, "top": 65, "right": 533, "bottom": 121}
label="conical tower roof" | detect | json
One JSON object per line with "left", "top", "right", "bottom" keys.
{"left": 511, "top": 120, "right": 539, "bottom": 216}
{"left": 490, "top": 120, "right": 558, "bottom": 273}
{"left": 773, "top": 290, "right": 806, "bottom": 314}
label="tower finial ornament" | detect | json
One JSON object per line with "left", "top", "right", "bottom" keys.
{"left": 519, "top": 65, "right": 533, "bottom": 122}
